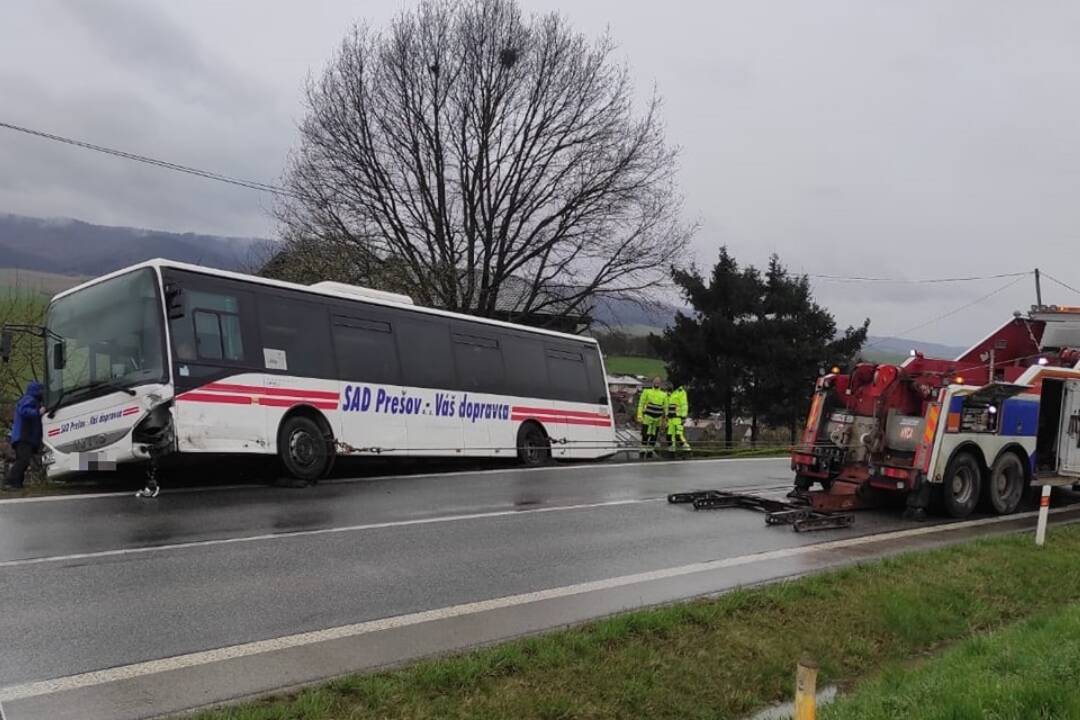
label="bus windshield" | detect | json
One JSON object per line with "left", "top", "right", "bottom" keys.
{"left": 45, "top": 268, "right": 167, "bottom": 408}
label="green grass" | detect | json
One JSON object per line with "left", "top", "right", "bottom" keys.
{"left": 189, "top": 524, "right": 1080, "bottom": 720}
{"left": 604, "top": 355, "right": 666, "bottom": 379}
{"left": 823, "top": 603, "right": 1080, "bottom": 719}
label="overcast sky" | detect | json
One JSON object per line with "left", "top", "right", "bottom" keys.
{"left": 2, "top": 0, "right": 1078, "bottom": 344}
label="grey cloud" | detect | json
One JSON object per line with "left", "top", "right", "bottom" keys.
{"left": 1, "top": 0, "right": 1079, "bottom": 344}
{"left": 57, "top": 0, "right": 266, "bottom": 107}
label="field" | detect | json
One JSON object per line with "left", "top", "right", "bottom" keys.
{"left": 603, "top": 355, "right": 667, "bottom": 379}
{"left": 825, "top": 603, "right": 1080, "bottom": 718}
{"left": 0, "top": 267, "right": 82, "bottom": 296}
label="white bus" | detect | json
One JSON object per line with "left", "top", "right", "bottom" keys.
{"left": 31, "top": 260, "right": 616, "bottom": 487}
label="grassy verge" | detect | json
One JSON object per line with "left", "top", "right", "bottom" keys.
{"left": 690, "top": 446, "right": 790, "bottom": 459}
{"left": 824, "top": 603, "right": 1080, "bottom": 719}
{"left": 190, "top": 524, "right": 1080, "bottom": 720}
{"left": 604, "top": 355, "right": 666, "bottom": 379}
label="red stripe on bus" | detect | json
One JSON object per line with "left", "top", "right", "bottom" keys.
{"left": 512, "top": 414, "right": 612, "bottom": 427}
{"left": 47, "top": 429, "right": 61, "bottom": 436}
{"left": 259, "top": 397, "right": 339, "bottom": 410}
{"left": 510, "top": 406, "right": 610, "bottom": 420}
{"left": 122, "top": 407, "right": 140, "bottom": 416}
{"left": 177, "top": 392, "right": 254, "bottom": 405}
{"left": 202, "top": 383, "right": 340, "bottom": 401}
{"left": 178, "top": 392, "right": 338, "bottom": 410}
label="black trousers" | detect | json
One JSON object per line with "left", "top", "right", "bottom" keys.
{"left": 6, "top": 441, "right": 32, "bottom": 488}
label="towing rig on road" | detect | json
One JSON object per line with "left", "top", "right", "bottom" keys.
{"left": 792, "top": 307, "right": 1080, "bottom": 519}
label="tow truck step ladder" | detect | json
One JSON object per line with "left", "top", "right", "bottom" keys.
{"left": 667, "top": 490, "right": 855, "bottom": 532}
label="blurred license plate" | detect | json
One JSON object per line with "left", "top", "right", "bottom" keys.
{"left": 78, "top": 453, "right": 116, "bottom": 471}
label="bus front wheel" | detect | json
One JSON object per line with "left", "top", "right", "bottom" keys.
{"left": 279, "top": 415, "right": 333, "bottom": 483}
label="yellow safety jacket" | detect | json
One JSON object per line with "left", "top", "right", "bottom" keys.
{"left": 637, "top": 388, "right": 668, "bottom": 423}
{"left": 667, "top": 387, "right": 688, "bottom": 419}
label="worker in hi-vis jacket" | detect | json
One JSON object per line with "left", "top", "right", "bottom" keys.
{"left": 636, "top": 376, "right": 667, "bottom": 458}
{"left": 666, "top": 383, "right": 690, "bottom": 451}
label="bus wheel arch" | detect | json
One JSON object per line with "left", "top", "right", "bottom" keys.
{"left": 941, "top": 445, "right": 986, "bottom": 518}
{"left": 982, "top": 446, "right": 1028, "bottom": 515}
{"left": 276, "top": 406, "right": 336, "bottom": 482}
{"left": 516, "top": 420, "right": 552, "bottom": 467}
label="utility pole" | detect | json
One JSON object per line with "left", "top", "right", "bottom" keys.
{"left": 1035, "top": 268, "right": 1043, "bottom": 308}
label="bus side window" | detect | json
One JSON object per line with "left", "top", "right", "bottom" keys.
{"left": 545, "top": 348, "right": 590, "bottom": 403}
{"left": 396, "top": 318, "right": 454, "bottom": 390}
{"left": 258, "top": 296, "right": 333, "bottom": 378}
{"left": 332, "top": 316, "right": 400, "bottom": 385}
{"left": 583, "top": 348, "right": 609, "bottom": 405}
{"left": 193, "top": 311, "right": 226, "bottom": 360}
{"left": 503, "top": 335, "right": 549, "bottom": 399}
{"left": 171, "top": 288, "right": 247, "bottom": 363}
{"left": 452, "top": 332, "right": 505, "bottom": 394}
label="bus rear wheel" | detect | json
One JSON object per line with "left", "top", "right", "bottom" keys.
{"left": 517, "top": 423, "right": 551, "bottom": 467}
{"left": 984, "top": 453, "right": 1025, "bottom": 515}
{"left": 943, "top": 452, "right": 982, "bottom": 518}
{"left": 279, "top": 415, "right": 333, "bottom": 483}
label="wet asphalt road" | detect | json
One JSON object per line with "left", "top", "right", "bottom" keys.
{"left": 0, "top": 458, "right": 946, "bottom": 692}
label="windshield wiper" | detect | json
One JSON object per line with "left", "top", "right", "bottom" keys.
{"left": 81, "top": 379, "right": 138, "bottom": 398}
{"left": 48, "top": 379, "right": 137, "bottom": 418}
{"left": 46, "top": 388, "right": 69, "bottom": 419}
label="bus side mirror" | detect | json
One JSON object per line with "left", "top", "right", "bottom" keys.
{"left": 52, "top": 341, "right": 66, "bottom": 370}
{"left": 165, "top": 283, "right": 185, "bottom": 320}
{"left": 0, "top": 330, "right": 11, "bottom": 363}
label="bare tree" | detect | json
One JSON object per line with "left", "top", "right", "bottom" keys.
{"left": 275, "top": 0, "right": 692, "bottom": 326}
{"left": 0, "top": 288, "right": 48, "bottom": 483}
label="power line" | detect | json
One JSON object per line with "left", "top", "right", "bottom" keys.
{"left": 1041, "top": 272, "right": 1080, "bottom": 299}
{"left": 0, "top": 117, "right": 1062, "bottom": 299}
{"left": 0, "top": 119, "right": 300, "bottom": 199}
{"left": 864, "top": 273, "right": 1029, "bottom": 349}
{"left": 808, "top": 271, "right": 1031, "bottom": 284}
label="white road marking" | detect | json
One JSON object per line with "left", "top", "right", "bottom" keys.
{"left": 1, "top": 505, "right": 1072, "bottom": 704}
{"left": 0, "top": 456, "right": 787, "bottom": 505}
{"left": 0, "top": 498, "right": 665, "bottom": 569}
{"left": 322, "top": 456, "right": 788, "bottom": 486}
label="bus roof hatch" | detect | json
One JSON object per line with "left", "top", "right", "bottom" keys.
{"left": 309, "top": 281, "right": 414, "bottom": 306}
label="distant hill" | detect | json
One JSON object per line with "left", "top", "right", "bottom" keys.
{"left": 861, "top": 336, "right": 968, "bottom": 362}
{"left": 0, "top": 214, "right": 978, "bottom": 362}
{"left": 0, "top": 213, "right": 264, "bottom": 277}
{"left": 589, "top": 296, "right": 679, "bottom": 330}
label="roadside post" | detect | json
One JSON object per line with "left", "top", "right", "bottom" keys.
{"left": 1036, "top": 483, "right": 1052, "bottom": 547}
{"left": 795, "top": 656, "right": 818, "bottom": 720}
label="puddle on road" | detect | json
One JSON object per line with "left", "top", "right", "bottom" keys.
{"left": 747, "top": 685, "right": 838, "bottom": 720}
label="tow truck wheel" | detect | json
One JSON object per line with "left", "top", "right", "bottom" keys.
{"left": 942, "top": 452, "right": 982, "bottom": 519}
{"left": 984, "top": 453, "right": 1025, "bottom": 515}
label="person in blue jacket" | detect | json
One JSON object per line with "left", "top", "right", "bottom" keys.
{"left": 3, "top": 381, "right": 45, "bottom": 491}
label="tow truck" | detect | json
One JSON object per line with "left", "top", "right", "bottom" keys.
{"left": 792, "top": 308, "right": 1080, "bottom": 519}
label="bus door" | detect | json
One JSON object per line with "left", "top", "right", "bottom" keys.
{"left": 331, "top": 314, "right": 408, "bottom": 456}
{"left": 168, "top": 276, "right": 265, "bottom": 452}
{"left": 543, "top": 346, "right": 594, "bottom": 459}
{"left": 394, "top": 317, "right": 463, "bottom": 455}
{"left": 451, "top": 326, "right": 506, "bottom": 456}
